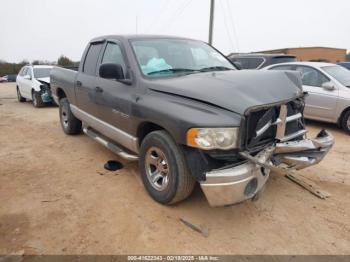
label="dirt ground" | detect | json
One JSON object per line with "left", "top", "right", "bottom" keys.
{"left": 0, "top": 82, "right": 349, "bottom": 255}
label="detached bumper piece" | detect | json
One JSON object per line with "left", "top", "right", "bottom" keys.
{"left": 200, "top": 130, "right": 334, "bottom": 207}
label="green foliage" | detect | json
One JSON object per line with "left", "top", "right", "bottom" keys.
{"left": 0, "top": 55, "right": 77, "bottom": 76}
{"left": 0, "top": 60, "right": 29, "bottom": 76}
{"left": 57, "top": 55, "right": 74, "bottom": 66}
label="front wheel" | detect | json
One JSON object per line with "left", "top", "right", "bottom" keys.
{"left": 59, "top": 98, "right": 82, "bottom": 134}
{"left": 341, "top": 109, "right": 350, "bottom": 134}
{"left": 139, "top": 130, "right": 195, "bottom": 205}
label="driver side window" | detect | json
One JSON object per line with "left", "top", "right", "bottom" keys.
{"left": 102, "top": 42, "right": 126, "bottom": 72}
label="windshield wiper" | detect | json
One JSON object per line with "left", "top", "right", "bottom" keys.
{"left": 199, "top": 66, "right": 232, "bottom": 72}
{"left": 147, "top": 68, "right": 198, "bottom": 75}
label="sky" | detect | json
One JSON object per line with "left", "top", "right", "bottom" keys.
{"left": 0, "top": 0, "right": 349, "bottom": 63}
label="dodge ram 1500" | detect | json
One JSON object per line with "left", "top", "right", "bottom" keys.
{"left": 50, "top": 35, "right": 334, "bottom": 207}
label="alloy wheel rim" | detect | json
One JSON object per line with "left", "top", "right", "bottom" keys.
{"left": 145, "top": 147, "right": 170, "bottom": 191}
{"left": 347, "top": 116, "right": 350, "bottom": 130}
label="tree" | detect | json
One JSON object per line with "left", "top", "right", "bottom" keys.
{"left": 57, "top": 55, "right": 74, "bottom": 67}
{"left": 346, "top": 52, "right": 350, "bottom": 62}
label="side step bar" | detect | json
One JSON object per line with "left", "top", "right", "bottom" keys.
{"left": 83, "top": 127, "right": 139, "bottom": 161}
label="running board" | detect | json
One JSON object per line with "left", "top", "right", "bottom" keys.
{"left": 83, "top": 127, "right": 139, "bottom": 161}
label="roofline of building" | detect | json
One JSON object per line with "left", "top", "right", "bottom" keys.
{"left": 254, "top": 46, "right": 347, "bottom": 53}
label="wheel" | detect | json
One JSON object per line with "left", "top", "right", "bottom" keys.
{"left": 32, "top": 90, "right": 45, "bottom": 108}
{"left": 139, "top": 130, "right": 195, "bottom": 205}
{"left": 341, "top": 109, "right": 350, "bottom": 134}
{"left": 59, "top": 98, "right": 82, "bottom": 134}
{"left": 16, "top": 87, "right": 26, "bottom": 102}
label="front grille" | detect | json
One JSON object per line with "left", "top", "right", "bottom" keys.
{"left": 244, "top": 99, "right": 305, "bottom": 151}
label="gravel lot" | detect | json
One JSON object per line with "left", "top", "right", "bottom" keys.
{"left": 0, "top": 82, "right": 349, "bottom": 255}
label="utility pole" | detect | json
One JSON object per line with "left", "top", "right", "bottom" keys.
{"left": 208, "top": 0, "right": 215, "bottom": 45}
{"left": 136, "top": 16, "right": 138, "bottom": 34}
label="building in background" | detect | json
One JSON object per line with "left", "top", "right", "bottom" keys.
{"left": 255, "top": 47, "right": 347, "bottom": 63}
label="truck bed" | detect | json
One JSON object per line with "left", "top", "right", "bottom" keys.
{"left": 50, "top": 66, "right": 78, "bottom": 105}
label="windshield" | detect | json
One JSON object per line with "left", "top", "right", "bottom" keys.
{"left": 131, "top": 39, "right": 235, "bottom": 77}
{"left": 322, "top": 65, "right": 350, "bottom": 87}
{"left": 33, "top": 68, "right": 51, "bottom": 78}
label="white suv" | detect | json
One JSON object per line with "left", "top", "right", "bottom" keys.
{"left": 16, "top": 65, "right": 53, "bottom": 107}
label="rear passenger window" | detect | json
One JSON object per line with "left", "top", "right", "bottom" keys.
{"left": 20, "top": 68, "right": 27, "bottom": 76}
{"left": 101, "top": 42, "right": 126, "bottom": 70}
{"left": 234, "top": 58, "right": 264, "bottom": 69}
{"left": 83, "top": 43, "right": 103, "bottom": 76}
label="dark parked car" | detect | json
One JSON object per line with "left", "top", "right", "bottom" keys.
{"left": 4, "top": 74, "right": 17, "bottom": 82}
{"left": 337, "top": 62, "right": 350, "bottom": 70}
{"left": 228, "top": 53, "right": 297, "bottom": 69}
{"left": 50, "top": 35, "right": 333, "bottom": 207}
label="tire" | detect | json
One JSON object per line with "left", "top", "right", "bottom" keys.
{"left": 139, "top": 130, "right": 196, "bottom": 205}
{"left": 59, "top": 97, "right": 82, "bottom": 134}
{"left": 32, "top": 90, "right": 45, "bottom": 108}
{"left": 341, "top": 109, "right": 350, "bottom": 134}
{"left": 16, "top": 87, "right": 26, "bottom": 102}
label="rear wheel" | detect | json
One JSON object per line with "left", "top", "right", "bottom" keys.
{"left": 16, "top": 87, "right": 26, "bottom": 102}
{"left": 139, "top": 130, "right": 195, "bottom": 205}
{"left": 341, "top": 109, "right": 350, "bottom": 134}
{"left": 59, "top": 98, "right": 82, "bottom": 134}
{"left": 32, "top": 90, "right": 44, "bottom": 108}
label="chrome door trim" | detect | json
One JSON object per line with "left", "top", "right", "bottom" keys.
{"left": 70, "top": 105, "right": 139, "bottom": 153}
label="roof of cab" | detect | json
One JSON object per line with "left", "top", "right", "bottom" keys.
{"left": 90, "top": 34, "right": 199, "bottom": 43}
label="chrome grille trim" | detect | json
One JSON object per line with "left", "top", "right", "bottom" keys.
{"left": 279, "top": 129, "right": 307, "bottom": 142}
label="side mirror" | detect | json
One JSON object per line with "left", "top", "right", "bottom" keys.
{"left": 322, "top": 81, "right": 335, "bottom": 90}
{"left": 23, "top": 74, "right": 31, "bottom": 80}
{"left": 99, "top": 63, "right": 124, "bottom": 80}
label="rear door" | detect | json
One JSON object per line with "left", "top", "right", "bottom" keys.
{"left": 75, "top": 41, "right": 104, "bottom": 117}
{"left": 17, "top": 67, "right": 28, "bottom": 97}
{"left": 22, "top": 67, "right": 33, "bottom": 98}
{"left": 295, "top": 65, "right": 338, "bottom": 121}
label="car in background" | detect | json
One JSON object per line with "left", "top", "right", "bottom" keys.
{"left": 265, "top": 62, "right": 350, "bottom": 134}
{"left": 5, "top": 74, "right": 17, "bottom": 82}
{"left": 227, "top": 53, "right": 297, "bottom": 69}
{"left": 16, "top": 65, "right": 53, "bottom": 107}
{"left": 338, "top": 62, "right": 350, "bottom": 70}
{"left": 0, "top": 76, "right": 8, "bottom": 83}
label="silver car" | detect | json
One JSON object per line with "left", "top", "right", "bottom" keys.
{"left": 265, "top": 62, "right": 350, "bottom": 134}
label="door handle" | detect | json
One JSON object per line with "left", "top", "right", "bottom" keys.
{"left": 76, "top": 80, "right": 82, "bottom": 87}
{"left": 95, "top": 86, "right": 103, "bottom": 93}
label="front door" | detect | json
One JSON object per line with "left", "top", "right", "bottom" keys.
{"left": 295, "top": 65, "right": 338, "bottom": 122}
{"left": 95, "top": 41, "right": 135, "bottom": 149}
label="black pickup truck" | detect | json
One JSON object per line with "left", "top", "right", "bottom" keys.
{"left": 50, "top": 35, "right": 334, "bottom": 207}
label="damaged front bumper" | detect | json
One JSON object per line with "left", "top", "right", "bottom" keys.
{"left": 200, "top": 130, "right": 334, "bottom": 207}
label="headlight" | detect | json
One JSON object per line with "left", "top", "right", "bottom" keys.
{"left": 186, "top": 127, "right": 239, "bottom": 150}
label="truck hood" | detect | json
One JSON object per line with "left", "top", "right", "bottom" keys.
{"left": 36, "top": 77, "right": 50, "bottom": 84}
{"left": 149, "top": 70, "right": 303, "bottom": 115}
